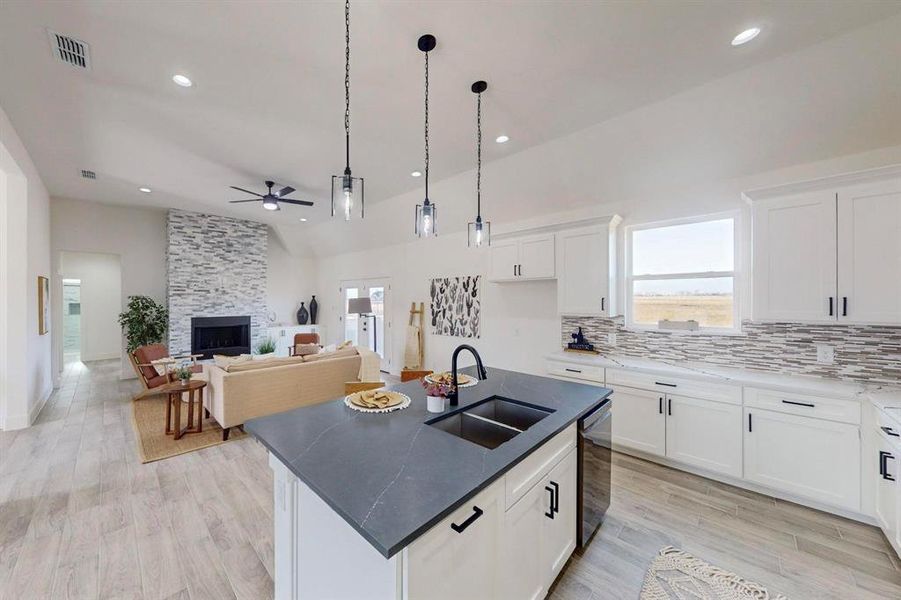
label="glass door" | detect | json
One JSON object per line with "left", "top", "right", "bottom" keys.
{"left": 340, "top": 278, "right": 391, "bottom": 371}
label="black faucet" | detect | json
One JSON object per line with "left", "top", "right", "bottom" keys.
{"left": 448, "top": 344, "right": 488, "bottom": 406}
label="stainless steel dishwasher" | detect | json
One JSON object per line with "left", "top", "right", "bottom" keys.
{"left": 577, "top": 396, "right": 612, "bottom": 548}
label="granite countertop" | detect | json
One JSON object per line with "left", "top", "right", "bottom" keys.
{"left": 245, "top": 366, "right": 611, "bottom": 559}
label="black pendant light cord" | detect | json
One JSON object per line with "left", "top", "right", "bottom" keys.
{"left": 424, "top": 49, "right": 430, "bottom": 200}
{"left": 476, "top": 90, "right": 482, "bottom": 218}
{"left": 344, "top": 0, "right": 351, "bottom": 173}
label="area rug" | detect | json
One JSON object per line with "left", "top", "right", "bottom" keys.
{"left": 131, "top": 396, "right": 246, "bottom": 463}
{"left": 640, "top": 547, "right": 788, "bottom": 600}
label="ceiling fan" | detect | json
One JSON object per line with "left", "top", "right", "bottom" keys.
{"left": 229, "top": 180, "right": 313, "bottom": 211}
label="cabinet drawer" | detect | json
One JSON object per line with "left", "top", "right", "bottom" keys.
{"left": 505, "top": 424, "right": 576, "bottom": 510}
{"left": 874, "top": 408, "right": 901, "bottom": 440}
{"left": 606, "top": 369, "right": 741, "bottom": 405}
{"left": 546, "top": 360, "right": 604, "bottom": 384}
{"left": 744, "top": 387, "right": 860, "bottom": 425}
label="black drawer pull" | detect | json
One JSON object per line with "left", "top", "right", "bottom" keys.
{"left": 842, "top": 296, "right": 848, "bottom": 317}
{"left": 881, "top": 426, "right": 900, "bottom": 438}
{"left": 748, "top": 412, "right": 753, "bottom": 433}
{"left": 544, "top": 486, "right": 555, "bottom": 519}
{"left": 668, "top": 398, "right": 672, "bottom": 416}
{"left": 881, "top": 452, "right": 896, "bottom": 482}
{"left": 658, "top": 397, "right": 663, "bottom": 415}
{"left": 655, "top": 381, "right": 677, "bottom": 388}
{"left": 601, "top": 297, "right": 605, "bottom": 312}
{"left": 880, "top": 450, "right": 887, "bottom": 476}
{"left": 549, "top": 481, "right": 559, "bottom": 514}
{"left": 451, "top": 506, "right": 484, "bottom": 533}
{"left": 565, "top": 368, "right": 582, "bottom": 373}
{"left": 828, "top": 296, "right": 834, "bottom": 316}
{"left": 781, "top": 400, "right": 815, "bottom": 408}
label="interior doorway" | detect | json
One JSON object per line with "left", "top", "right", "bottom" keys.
{"left": 62, "top": 278, "right": 82, "bottom": 364}
{"left": 339, "top": 278, "right": 391, "bottom": 372}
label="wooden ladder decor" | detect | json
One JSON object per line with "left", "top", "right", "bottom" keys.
{"left": 401, "top": 302, "right": 431, "bottom": 382}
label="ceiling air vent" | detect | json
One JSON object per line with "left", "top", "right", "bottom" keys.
{"left": 47, "top": 30, "right": 91, "bottom": 70}
{"left": 80, "top": 169, "right": 96, "bottom": 180}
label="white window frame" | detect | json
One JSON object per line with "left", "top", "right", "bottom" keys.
{"left": 625, "top": 211, "right": 741, "bottom": 335}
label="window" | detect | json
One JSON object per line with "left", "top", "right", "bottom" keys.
{"left": 626, "top": 214, "right": 738, "bottom": 332}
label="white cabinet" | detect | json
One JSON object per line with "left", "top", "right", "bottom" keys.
{"left": 665, "top": 394, "right": 742, "bottom": 478}
{"left": 752, "top": 190, "right": 837, "bottom": 322}
{"left": 610, "top": 385, "right": 666, "bottom": 457}
{"left": 556, "top": 223, "right": 617, "bottom": 316}
{"left": 487, "top": 234, "right": 555, "bottom": 282}
{"left": 407, "top": 482, "right": 503, "bottom": 600}
{"left": 836, "top": 179, "right": 901, "bottom": 324}
{"left": 541, "top": 449, "right": 578, "bottom": 582}
{"left": 751, "top": 174, "right": 901, "bottom": 324}
{"left": 875, "top": 431, "right": 898, "bottom": 540}
{"left": 743, "top": 407, "right": 861, "bottom": 511}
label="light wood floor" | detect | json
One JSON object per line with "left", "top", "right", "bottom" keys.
{"left": 1, "top": 359, "right": 899, "bottom": 599}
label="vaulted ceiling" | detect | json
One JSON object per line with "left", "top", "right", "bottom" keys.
{"left": 2, "top": 1, "right": 900, "bottom": 256}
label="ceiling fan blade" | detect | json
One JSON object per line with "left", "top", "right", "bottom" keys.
{"left": 230, "top": 186, "right": 264, "bottom": 197}
{"left": 278, "top": 198, "right": 315, "bottom": 207}
{"left": 229, "top": 199, "right": 261, "bottom": 203}
{"left": 275, "top": 186, "right": 295, "bottom": 198}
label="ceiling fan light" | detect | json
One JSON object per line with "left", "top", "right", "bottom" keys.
{"left": 262, "top": 199, "right": 279, "bottom": 210}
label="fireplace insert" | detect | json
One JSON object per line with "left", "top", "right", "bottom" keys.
{"left": 191, "top": 316, "right": 251, "bottom": 359}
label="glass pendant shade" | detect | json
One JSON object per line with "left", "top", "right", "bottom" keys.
{"left": 468, "top": 216, "right": 490, "bottom": 247}
{"left": 331, "top": 171, "right": 364, "bottom": 220}
{"left": 415, "top": 199, "right": 437, "bottom": 237}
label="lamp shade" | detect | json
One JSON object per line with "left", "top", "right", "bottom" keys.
{"left": 347, "top": 297, "right": 373, "bottom": 315}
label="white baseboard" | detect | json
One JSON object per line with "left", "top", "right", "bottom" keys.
{"left": 2, "top": 385, "right": 53, "bottom": 430}
{"left": 613, "top": 443, "right": 877, "bottom": 526}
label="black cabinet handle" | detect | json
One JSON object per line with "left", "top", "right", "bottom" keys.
{"left": 565, "top": 368, "right": 582, "bottom": 373}
{"left": 842, "top": 297, "right": 848, "bottom": 317}
{"left": 879, "top": 451, "right": 887, "bottom": 476}
{"left": 782, "top": 400, "right": 815, "bottom": 408}
{"left": 668, "top": 398, "right": 672, "bottom": 416}
{"left": 655, "top": 381, "right": 677, "bottom": 388}
{"left": 544, "top": 486, "right": 555, "bottom": 519}
{"left": 658, "top": 397, "right": 663, "bottom": 415}
{"left": 601, "top": 297, "right": 605, "bottom": 312}
{"left": 828, "top": 297, "right": 834, "bottom": 316}
{"left": 748, "top": 412, "right": 753, "bottom": 433}
{"left": 881, "top": 426, "right": 900, "bottom": 438}
{"left": 881, "top": 452, "right": 896, "bottom": 481}
{"left": 451, "top": 506, "right": 484, "bottom": 533}
{"left": 549, "top": 481, "right": 560, "bottom": 514}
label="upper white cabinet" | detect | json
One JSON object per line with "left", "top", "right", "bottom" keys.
{"left": 556, "top": 220, "right": 619, "bottom": 316}
{"left": 488, "top": 234, "right": 555, "bottom": 282}
{"left": 751, "top": 172, "right": 901, "bottom": 324}
{"left": 836, "top": 179, "right": 901, "bottom": 324}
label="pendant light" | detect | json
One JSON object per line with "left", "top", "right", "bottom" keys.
{"left": 331, "top": 0, "right": 364, "bottom": 220}
{"left": 468, "top": 80, "right": 491, "bottom": 247}
{"left": 414, "top": 34, "right": 437, "bottom": 237}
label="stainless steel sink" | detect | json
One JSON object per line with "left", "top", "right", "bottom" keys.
{"left": 427, "top": 396, "right": 554, "bottom": 450}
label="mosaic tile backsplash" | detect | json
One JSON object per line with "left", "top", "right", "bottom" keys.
{"left": 562, "top": 316, "right": 901, "bottom": 385}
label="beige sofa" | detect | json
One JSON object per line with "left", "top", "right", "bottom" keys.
{"left": 206, "top": 347, "right": 361, "bottom": 439}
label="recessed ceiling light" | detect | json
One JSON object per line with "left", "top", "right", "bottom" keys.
{"left": 731, "top": 27, "right": 761, "bottom": 46}
{"left": 172, "top": 74, "right": 193, "bottom": 87}
{"left": 300, "top": 217, "right": 308, "bottom": 222}
{"left": 411, "top": 171, "right": 422, "bottom": 177}
{"left": 138, "top": 187, "right": 152, "bottom": 193}
{"left": 495, "top": 135, "right": 509, "bottom": 144}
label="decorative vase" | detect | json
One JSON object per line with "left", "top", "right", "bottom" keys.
{"left": 296, "top": 302, "right": 309, "bottom": 325}
{"left": 427, "top": 395, "right": 445, "bottom": 413}
{"left": 180, "top": 378, "right": 190, "bottom": 386}
{"left": 309, "top": 295, "right": 318, "bottom": 325}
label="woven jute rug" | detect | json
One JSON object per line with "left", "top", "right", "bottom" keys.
{"left": 131, "top": 395, "right": 246, "bottom": 463}
{"left": 640, "top": 547, "right": 789, "bottom": 600}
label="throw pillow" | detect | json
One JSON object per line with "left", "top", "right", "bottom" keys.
{"left": 295, "top": 343, "right": 320, "bottom": 356}
{"left": 213, "top": 354, "right": 252, "bottom": 370}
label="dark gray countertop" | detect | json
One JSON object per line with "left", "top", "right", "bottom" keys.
{"left": 245, "top": 366, "right": 612, "bottom": 558}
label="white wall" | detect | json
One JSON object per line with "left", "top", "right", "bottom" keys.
{"left": 0, "top": 104, "right": 52, "bottom": 430}
{"left": 59, "top": 252, "right": 123, "bottom": 362}
{"left": 316, "top": 144, "right": 901, "bottom": 378}
{"left": 267, "top": 229, "right": 317, "bottom": 326}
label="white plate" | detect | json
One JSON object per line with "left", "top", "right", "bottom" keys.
{"left": 344, "top": 392, "right": 412, "bottom": 414}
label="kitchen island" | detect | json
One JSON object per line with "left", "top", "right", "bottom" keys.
{"left": 246, "top": 366, "right": 611, "bottom": 600}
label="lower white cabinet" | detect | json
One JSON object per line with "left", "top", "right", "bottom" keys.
{"left": 610, "top": 385, "right": 666, "bottom": 457}
{"left": 666, "top": 394, "right": 742, "bottom": 478}
{"left": 406, "top": 482, "right": 503, "bottom": 600}
{"left": 744, "top": 407, "right": 861, "bottom": 511}
{"left": 875, "top": 431, "right": 898, "bottom": 540}
{"left": 501, "top": 448, "right": 577, "bottom": 600}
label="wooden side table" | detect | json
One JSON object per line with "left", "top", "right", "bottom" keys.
{"left": 161, "top": 380, "right": 207, "bottom": 440}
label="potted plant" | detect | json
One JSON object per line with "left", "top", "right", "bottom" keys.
{"left": 255, "top": 337, "right": 277, "bottom": 359}
{"left": 172, "top": 365, "right": 193, "bottom": 386}
{"left": 422, "top": 379, "right": 453, "bottom": 413}
{"left": 118, "top": 295, "right": 169, "bottom": 353}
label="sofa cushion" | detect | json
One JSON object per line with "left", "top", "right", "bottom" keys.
{"left": 302, "top": 347, "right": 358, "bottom": 363}
{"left": 294, "top": 343, "right": 320, "bottom": 356}
{"left": 213, "top": 354, "right": 253, "bottom": 370}
{"left": 226, "top": 354, "right": 306, "bottom": 372}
